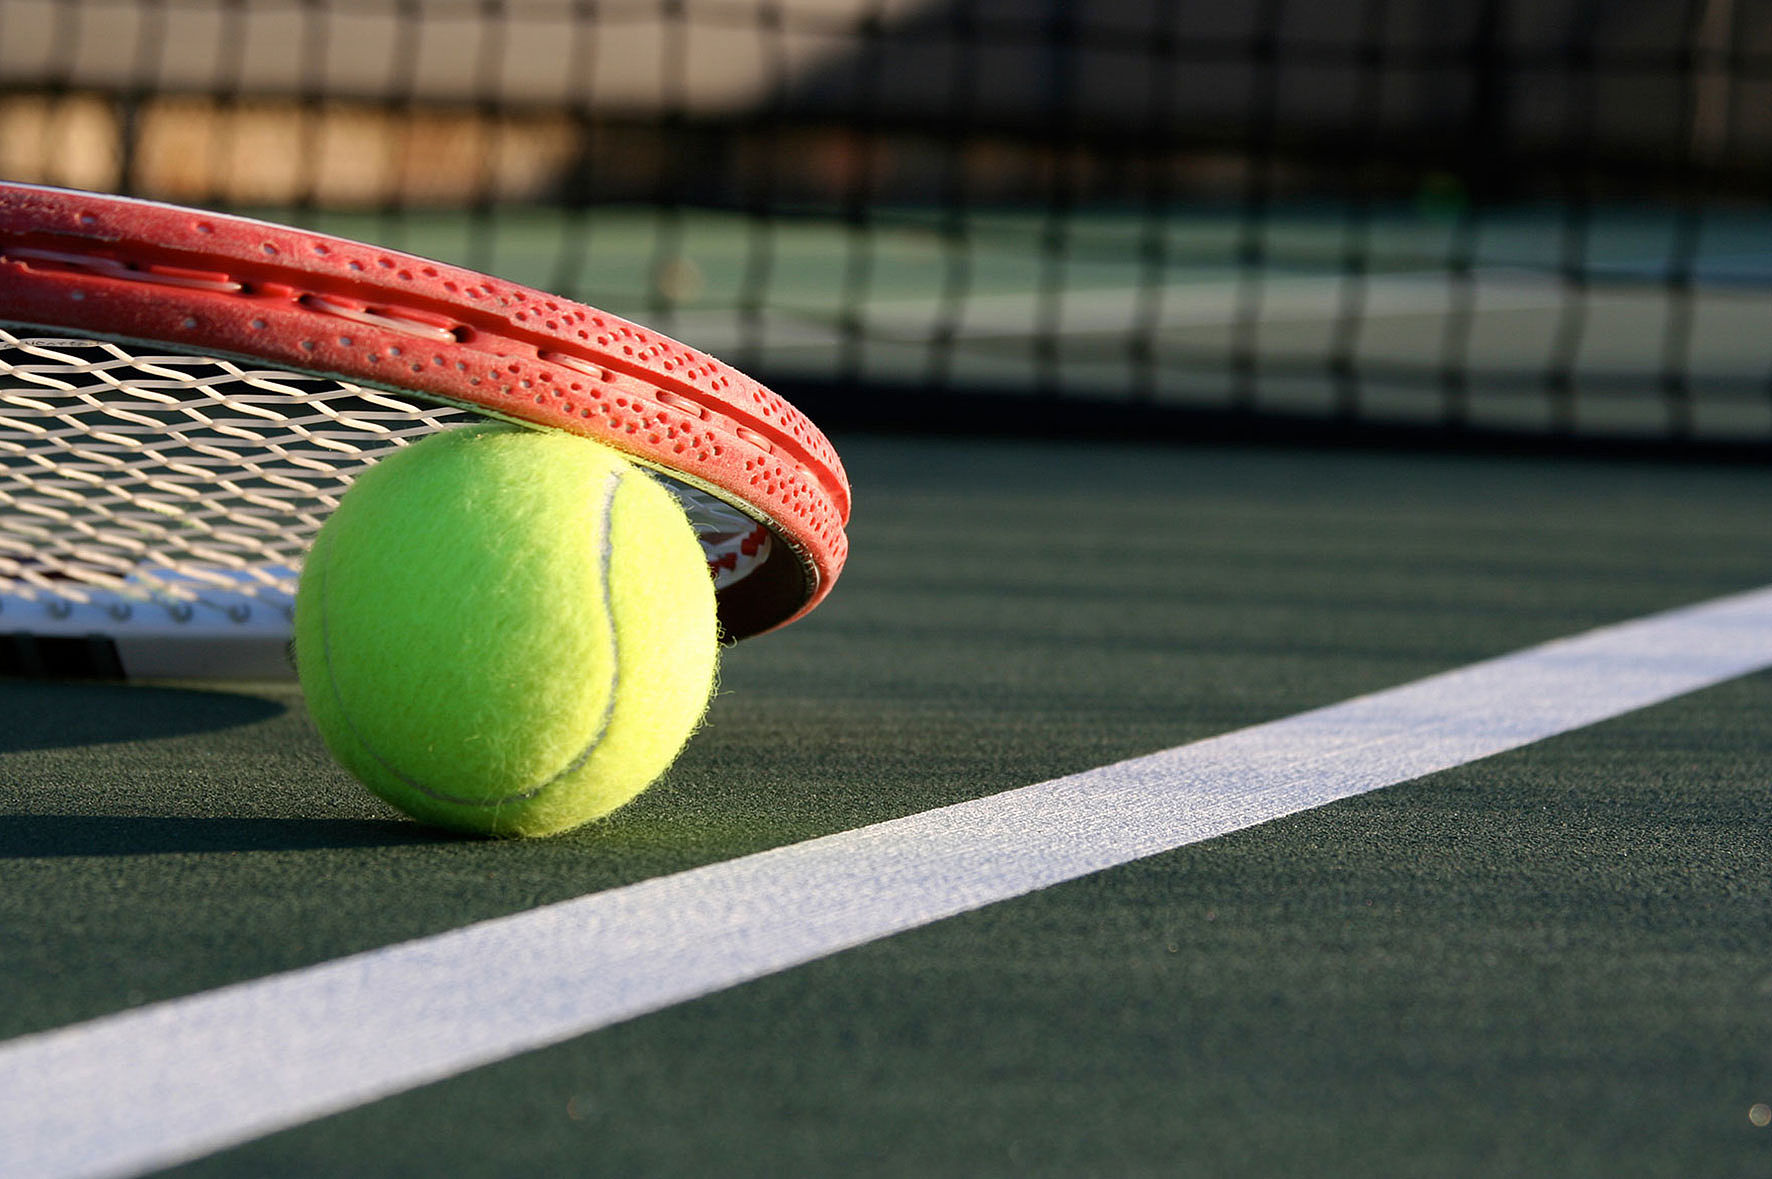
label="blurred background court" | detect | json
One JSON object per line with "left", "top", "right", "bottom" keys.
{"left": 3, "top": 2, "right": 1771, "bottom": 1176}
{"left": 5, "top": 0, "right": 1770, "bottom": 448}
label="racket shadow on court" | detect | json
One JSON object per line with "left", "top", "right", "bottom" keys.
{"left": 0, "top": 681, "right": 440, "bottom": 855}
{"left": 0, "top": 679, "right": 284, "bottom": 753}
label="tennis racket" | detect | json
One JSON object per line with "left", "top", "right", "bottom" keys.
{"left": 0, "top": 182, "right": 849, "bottom": 680}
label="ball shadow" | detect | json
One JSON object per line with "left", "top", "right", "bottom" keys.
{"left": 0, "top": 813, "right": 448, "bottom": 858}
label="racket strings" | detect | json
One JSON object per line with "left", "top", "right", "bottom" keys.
{"left": 0, "top": 330, "right": 770, "bottom": 622}
{"left": 0, "top": 331, "right": 472, "bottom": 614}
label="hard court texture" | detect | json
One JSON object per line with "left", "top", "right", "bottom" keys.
{"left": 1, "top": 434, "right": 1769, "bottom": 1177}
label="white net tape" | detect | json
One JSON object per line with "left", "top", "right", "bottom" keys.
{"left": 0, "top": 329, "right": 768, "bottom": 640}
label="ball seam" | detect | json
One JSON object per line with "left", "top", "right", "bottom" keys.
{"left": 317, "top": 465, "right": 626, "bottom": 812}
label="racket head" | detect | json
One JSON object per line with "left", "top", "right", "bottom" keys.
{"left": 0, "top": 330, "right": 798, "bottom": 680}
{"left": 0, "top": 182, "right": 849, "bottom": 653}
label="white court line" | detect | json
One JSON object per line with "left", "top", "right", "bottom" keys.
{"left": 668, "top": 268, "right": 1569, "bottom": 351}
{"left": 6, "top": 584, "right": 1772, "bottom": 1179}
{"left": 869, "top": 268, "right": 1566, "bottom": 340}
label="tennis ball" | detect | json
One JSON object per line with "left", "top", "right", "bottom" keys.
{"left": 294, "top": 423, "right": 718, "bottom": 837}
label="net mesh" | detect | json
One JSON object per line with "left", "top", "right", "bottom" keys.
{"left": 2, "top": 0, "right": 1770, "bottom": 449}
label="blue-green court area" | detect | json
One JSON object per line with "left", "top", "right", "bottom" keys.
{"left": 281, "top": 203, "right": 1772, "bottom": 440}
{"left": 3, "top": 434, "right": 1770, "bottom": 1176}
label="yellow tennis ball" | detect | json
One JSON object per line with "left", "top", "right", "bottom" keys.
{"left": 294, "top": 423, "right": 718, "bottom": 837}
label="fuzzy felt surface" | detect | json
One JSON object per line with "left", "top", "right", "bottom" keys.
{"left": 293, "top": 424, "right": 718, "bottom": 836}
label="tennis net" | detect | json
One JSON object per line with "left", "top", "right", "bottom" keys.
{"left": 3, "top": 0, "right": 1770, "bottom": 449}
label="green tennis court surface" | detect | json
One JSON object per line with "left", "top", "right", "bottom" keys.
{"left": 5, "top": 435, "right": 1769, "bottom": 1176}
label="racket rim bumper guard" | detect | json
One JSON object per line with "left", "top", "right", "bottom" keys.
{"left": 0, "top": 182, "right": 850, "bottom": 663}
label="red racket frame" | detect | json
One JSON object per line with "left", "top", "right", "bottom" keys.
{"left": 0, "top": 183, "right": 849, "bottom": 639}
